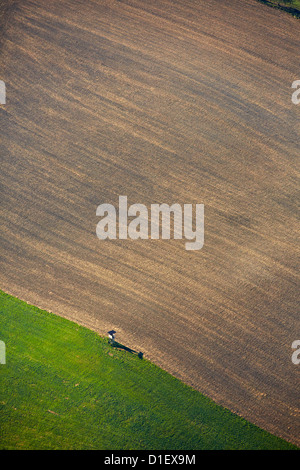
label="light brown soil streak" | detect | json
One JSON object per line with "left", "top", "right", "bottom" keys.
{"left": 0, "top": 0, "right": 299, "bottom": 445}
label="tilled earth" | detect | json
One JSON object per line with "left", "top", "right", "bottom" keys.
{"left": 0, "top": 0, "right": 299, "bottom": 446}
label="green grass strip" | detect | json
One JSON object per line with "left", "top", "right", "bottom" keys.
{"left": 0, "top": 290, "right": 297, "bottom": 450}
{"left": 255, "top": 0, "right": 300, "bottom": 18}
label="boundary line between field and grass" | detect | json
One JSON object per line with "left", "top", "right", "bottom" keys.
{"left": 255, "top": 0, "right": 300, "bottom": 18}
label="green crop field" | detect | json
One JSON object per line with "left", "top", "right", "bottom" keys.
{"left": 0, "top": 290, "right": 297, "bottom": 450}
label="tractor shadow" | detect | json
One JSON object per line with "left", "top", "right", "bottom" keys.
{"left": 112, "top": 341, "right": 143, "bottom": 359}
